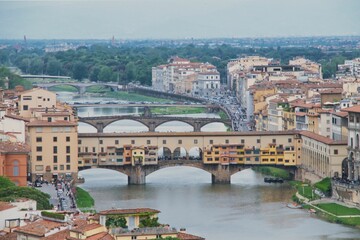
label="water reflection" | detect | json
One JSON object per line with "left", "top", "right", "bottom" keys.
{"left": 79, "top": 168, "right": 360, "bottom": 240}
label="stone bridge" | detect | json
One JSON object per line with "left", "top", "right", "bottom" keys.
{"left": 34, "top": 82, "right": 120, "bottom": 94}
{"left": 79, "top": 160, "right": 298, "bottom": 184}
{"left": 78, "top": 115, "right": 233, "bottom": 132}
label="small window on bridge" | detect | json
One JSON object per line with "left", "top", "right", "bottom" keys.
{"left": 99, "top": 140, "right": 103, "bottom": 144}
{"left": 131, "top": 140, "right": 135, "bottom": 144}
{"left": 225, "top": 140, "right": 229, "bottom": 144}
{"left": 147, "top": 140, "right": 151, "bottom": 144}
{"left": 194, "top": 139, "right": 198, "bottom": 144}
{"left": 257, "top": 139, "right": 260, "bottom": 144}
{"left": 178, "top": 140, "right": 182, "bottom": 144}
{"left": 209, "top": 140, "right": 213, "bottom": 144}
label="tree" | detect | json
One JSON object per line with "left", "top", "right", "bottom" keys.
{"left": 105, "top": 216, "right": 127, "bottom": 228}
{"left": 89, "top": 66, "right": 101, "bottom": 82}
{"left": 98, "top": 66, "right": 113, "bottom": 82}
{"left": 46, "top": 59, "right": 62, "bottom": 76}
{"left": 72, "top": 61, "right": 87, "bottom": 80}
{"left": 125, "top": 62, "right": 136, "bottom": 82}
{"left": 139, "top": 216, "right": 160, "bottom": 228}
{"left": 30, "top": 58, "right": 44, "bottom": 75}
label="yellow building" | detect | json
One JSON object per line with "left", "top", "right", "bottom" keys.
{"left": 17, "top": 88, "right": 57, "bottom": 118}
{"left": 131, "top": 147, "right": 145, "bottom": 165}
{"left": 27, "top": 119, "right": 78, "bottom": 182}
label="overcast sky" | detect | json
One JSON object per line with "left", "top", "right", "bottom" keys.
{"left": 0, "top": 0, "right": 359, "bottom": 39}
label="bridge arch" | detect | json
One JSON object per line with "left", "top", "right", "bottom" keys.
{"left": 78, "top": 122, "right": 98, "bottom": 133}
{"left": 85, "top": 84, "right": 117, "bottom": 93}
{"left": 47, "top": 84, "right": 80, "bottom": 92}
{"left": 200, "top": 121, "right": 231, "bottom": 132}
{"left": 158, "top": 147, "right": 172, "bottom": 160}
{"left": 173, "top": 147, "right": 187, "bottom": 160}
{"left": 154, "top": 120, "right": 194, "bottom": 132}
{"left": 103, "top": 119, "right": 149, "bottom": 133}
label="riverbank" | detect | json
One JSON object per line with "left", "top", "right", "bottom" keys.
{"left": 106, "top": 91, "right": 169, "bottom": 103}
{"left": 292, "top": 180, "right": 360, "bottom": 228}
{"left": 75, "top": 187, "right": 95, "bottom": 211}
{"left": 151, "top": 106, "right": 206, "bottom": 115}
{"left": 252, "top": 166, "right": 293, "bottom": 180}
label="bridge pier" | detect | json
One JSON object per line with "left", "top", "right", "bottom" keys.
{"left": 128, "top": 165, "right": 146, "bottom": 185}
{"left": 211, "top": 165, "right": 231, "bottom": 184}
{"left": 96, "top": 122, "right": 104, "bottom": 133}
{"left": 193, "top": 122, "right": 202, "bottom": 132}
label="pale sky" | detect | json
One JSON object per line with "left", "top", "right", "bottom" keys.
{"left": 0, "top": 0, "right": 359, "bottom": 39}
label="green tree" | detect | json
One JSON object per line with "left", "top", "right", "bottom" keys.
{"left": 0, "top": 176, "right": 15, "bottom": 189}
{"left": 30, "top": 58, "right": 44, "bottom": 74}
{"left": 89, "top": 66, "right": 101, "bottom": 82}
{"left": 105, "top": 216, "right": 127, "bottom": 228}
{"left": 98, "top": 66, "right": 113, "bottom": 82}
{"left": 72, "top": 61, "right": 87, "bottom": 80}
{"left": 125, "top": 62, "right": 136, "bottom": 82}
{"left": 139, "top": 216, "right": 160, "bottom": 228}
{"left": 46, "top": 59, "right": 62, "bottom": 75}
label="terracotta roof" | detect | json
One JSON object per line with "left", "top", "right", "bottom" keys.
{"left": 99, "top": 208, "right": 160, "bottom": 215}
{"left": 85, "top": 232, "right": 114, "bottom": 240}
{"left": 27, "top": 120, "right": 77, "bottom": 127}
{"left": 14, "top": 220, "right": 65, "bottom": 237}
{"left": 342, "top": 105, "right": 360, "bottom": 113}
{"left": 0, "top": 141, "right": 29, "bottom": 154}
{"left": 319, "top": 88, "right": 343, "bottom": 94}
{"left": 332, "top": 111, "right": 348, "bottom": 118}
{"left": 5, "top": 114, "right": 29, "bottom": 122}
{"left": 0, "top": 232, "right": 17, "bottom": 240}
{"left": 295, "top": 112, "right": 307, "bottom": 117}
{"left": 79, "top": 130, "right": 300, "bottom": 138}
{"left": 300, "top": 131, "right": 347, "bottom": 145}
{"left": 0, "top": 202, "right": 15, "bottom": 211}
{"left": 69, "top": 223, "right": 102, "bottom": 234}
{"left": 41, "top": 229, "right": 69, "bottom": 240}
{"left": 178, "top": 232, "right": 205, "bottom": 240}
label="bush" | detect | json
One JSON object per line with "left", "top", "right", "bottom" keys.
{"left": 41, "top": 211, "right": 65, "bottom": 220}
{"left": 139, "top": 216, "right": 160, "bottom": 228}
{"left": 253, "top": 166, "right": 293, "bottom": 180}
{"left": 106, "top": 216, "right": 127, "bottom": 228}
{"left": 0, "top": 186, "right": 51, "bottom": 210}
{"left": 75, "top": 187, "right": 94, "bottom": 209}
{"left": 0, "top": 176, "right": 15, "bottom": 189}
{"left": 314, "top": 178, "right": 332, "bottom": 196}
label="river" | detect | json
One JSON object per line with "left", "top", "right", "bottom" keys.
{"left": 57, "top": 91, "right": 360, "bottom": 239}
{"left": 79, "top": 168, "right": 360, "bottom": 240}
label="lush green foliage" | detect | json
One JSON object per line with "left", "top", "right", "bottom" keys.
{"left": 0, "top": 177, "right": 52, "bottom": 210}
{"left": 75, "top": 187, "right": 95, "bottom": 209}
{"left": 0, "top": 67, "right": 32, "bottom": 89}
{"left": 41, "top": 211, "right": 65, "bottom": 220}
{"left": 151, "top": 106, "right": 205, "bottom": 115}
{"left": 139, "top": 216, "right": 160, "bottom": 228}
{"left": 106, "top": 91, "right": 168, "bottom": 102}
{"left": 0, "top": 176, "right": 16, "bottom": 188}
{"left": 316, "top": 203, "right": 360, "bottom": 216}
{"left": 1, "top": 45, "right": 359, "bottom": 86}
{"left": 314, "top": 177, "right": 332, "bottom": 196}
{"left": 253, "top": 166, "right": 293, "bottom": 180}
{"left": 105, "top": 216, "right": 127, "bottom": 228}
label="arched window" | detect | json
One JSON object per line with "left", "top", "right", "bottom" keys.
{"left": 351, "top": 138, "right": 354, "bottom": 148}
{"left": 13, "top": 160, "right": 19, "bottom": 176}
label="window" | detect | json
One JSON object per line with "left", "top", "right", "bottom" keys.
{"left": 23, "top": 105, "right": 28, "bottom": 110}
{"left": 66, "top": 136, "right": 70, "bottom": 142}
{"left": 288, "top": 138, "right": 292, "bottom": 143}
{"left": 36, "top": 146, "right": 42, "bottom": 152}
{"left": 47, "top": 117, "right": 52, "bottom": 122}
{"left": 36, "top": 137, "right": 42, "bottom": 142}
{"left": 54, "top": 165, "right": 58, "bottom": 171}
{"left": 93, "top": 147, "right": 96, "bottom": 152}
{"left": 334, "top": 149, "right": 338, "bottom": 155}
{"left": 241, "top": 139, "right": 245, "bottom": 144}
{"left": 194, "top": 139, "right": 198, "bottom": 144}
{"left": 99, "top": 140, "right": 103, "bottom": 144}
{"left": 13, "top": 161, "right": 19, "bottom": 176}
{"left": 272, "top": 139, "right": 276, "bottom": 144}
{"left": 163, "top": 140, "right": 166, "bottom": 144}
{"left": 53, "top": 146, "right": 57, "bottom": 154}
{"left": 210, "top": 140, "right": 213, "bottom": 144}
{"left": 64, "top": 117, "right": 68, "bottom": 121}
{"left": 257, "top": 139, "right": 260, "bottom": 144}
{"left": 60, "top": 165, "right": 64, "bottom": 170}
{"left": 178, "top": 140, "right": 182, "bottom": 144}
{"left": 85, "top": 147, "right": 88, "bottom": 152}
{"left": 131, "top": 140, "right": 135, "bottom": 144}
{"left": 66, "top": 146, "right": 70, "bottom": 154}
{"left": 66, "top": 155, "right": 70, "bottom": 163}
{"left": 35, "top": 165, "right": 43, "bottom": 171}
{"left": 53, "top": 156, "right": 58, "bottom": 163}
{"left": 53, "top": 137, "right": 57, "bottom": 142}
{"left": 115, "top": 140, "right": 119, "bottom": 144}
{"left": 36, "top": 127, "right": 43, "bottom": 133}
{"left": 225, "top": 139, "right": 229, "bottom": 144}
{"left": 36, "top": 156, "right": 42, "bottom": 161}
{"left": 66, "top": 165, "right": 70, "bottom": 170}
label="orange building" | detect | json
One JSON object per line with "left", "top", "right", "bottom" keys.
{"left": 0, "top": 141, "right": 29, "bottom": 186}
